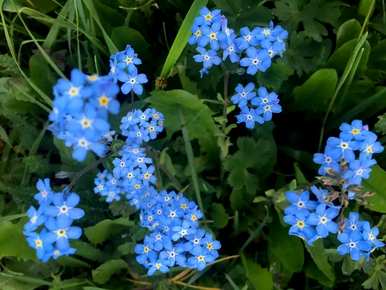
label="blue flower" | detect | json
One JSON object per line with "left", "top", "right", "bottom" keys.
{"left": 34, "top": 178, "right": 53, "bottom": 204}
{"left": 24, "top": 178, "right": 84, "bottom": 262}
{"left": 24, "top": 206, "right": 47, "bottom": 233}
{"left": 230, "top": 83, "right": 256, "bottom": 107}
{"left": 326, "top": 137, "right": 357, "bottom": 163}
{"left": 240, "top": 47, "right": 271, "bottom": 75}
{"left": 342, "top": 157, "right": 376, "bottom": 185}
{"left": 236, "top": 107, "right": 262, "bottom": 129}
{"left": 113, "top": 44, "right": 142, "bottom": 75}
{"left": 45, "top": 217, "right": 82, "bottom": 251}
{"left": 46, "top": 192, "right": 85, "bottom": 222}
{"left": 25, "top": 231, "right": 53, "bottom": 262}
{"left": 284, "top": 211, "right": 316, "bottom": 244}
{"left": 339, "top": 120, "right": 366, "bottom": 140}
{"left": 337, "top": 231, "right": 372, "bottom": 261}
{"left": 118, "top": 72, "right": 148, "bottom": 95}
{"left": 235, "top": 27, "right": 258, "bottom": 51}
{"left": 49, "top": 69, "right": 120, "bottom": 162}
{"left": 307, "top": 203, "right": 339, "bottom": 238}
{"left": 201, "top": 21, "right": 225, "bottom": 50}
{"left": 361, "top": 223, "right": 384, "bottom": 252}
{"left": 193, "top": 47, "right": 221, "bottom": 76}
{"left": 360, "top": 131, "right": 384, "bottom": 159}
{"left": 195, "top": 7, "right": 222, "bottom": 26}
{"left": 313, "top": 152, "right": 340, "bottom": 176}
{"left": 284, "top": 191, "right": 317, "bottom": 216}
{"left": 343, "top": 212, "right": 365, "bottom": 234}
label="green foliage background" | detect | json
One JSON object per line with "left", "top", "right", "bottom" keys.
{"left": 0, "top": 0, "right": 386, "bottom": 289}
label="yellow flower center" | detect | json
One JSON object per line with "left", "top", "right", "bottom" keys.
{"left": 87, "top": 74, "right": 98, "bottom": 81}
{"left": 209, "top": 32, "right": 217, "bottom": 40}
{"left": 99, "top": 95, "right": 109, "bottom": 107}
{"left": 204, "top": 13, "right": 212, "bottom": 21}
{"left": 296, "top": 220, "right": 305, "bottom": 229}
{"left": 125, "top": 56, "right": 133, "bottom": 64}
{"left": 351, "top": 128, "right": 360, "bottom": 135}
{"left": 57, "top": 229, "right": 67, "bottom": 238}
{"left": 35, "top": 239, "right": 43, "bottom": 248}
{"left": 81, "top": 117, "right": 92, "bottom": 128}
{"left": 68, "top": 86, "right": 80, "bottom": 97}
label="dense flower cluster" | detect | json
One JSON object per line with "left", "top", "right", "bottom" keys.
{"left": 314, "top": 120, "right": 384, "bottom": 197}
{"left": 231, "top": 83, "right": 281, "bottom": 128}
{"left": 136, "top": 191, "right": 220, "bottom": 275}
{"left": 94, "top": 107, "right": 221, "bottom": 275}
{"left": 109, "top": 44, "right": 148, "bottom": 95}
{"left": 284, "top": 120, "right": 384, "bottom": 261}
{"left": 337, "top": 212, "right": 384, "bottom": 261}
{"left": 120, "top": 108, "right": 164, "bottom": 146}
{"left": 24, "top": 179, "right": 84, "bottom": 261}
{"left": 49, "top": 70, "right": 120, "bottom": 161}
{"left": 189, "top": 7, "right": 287, "bottom": 76}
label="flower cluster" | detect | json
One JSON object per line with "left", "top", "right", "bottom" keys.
{"left": 284, "top": 187, "right": 340, "bottom": 245}
{"left": 314, "top": 120, "right": 384, "bottom": 195}
{"left": 189, "top": 7, "right": 287, "bottom": 76}
{"left": 120, "top": 108, "right": 164, "bottom": 146}
{"left": 94, "top": 107, "right": 221, "bottom": 275}
{"left": 136, "top": 191, "right": 221, "bottom": 275}
{"left": 284, "top": 120, "right": 384, "bottom": 261}
{"left": 24, "top": 179, "right": 84, "bottom": 262}
{"left": 337, "top": 212, "right": 384, "bottom": 261}
{"left": 231, "top": 83, "right": 281, "bottom": 128}
{"left": 109, "top": 44, "right": 148, "bottom": 95}
{"left": 284, "top": 189, "right": 384, "bottom": 261}
{"left": 94, "top": 145, "right": 157, "bottom": 207}
{"left": 49, "top": 69, "right": 120, "bottom": 161}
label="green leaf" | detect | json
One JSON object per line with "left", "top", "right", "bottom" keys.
{"left": 304, "top": 262, "right": 334, "bottom": 287}
{"left": 358, "top": 0, "right": 375, "bottom": 17}
{"left": 327, "top": 39, "right": 371, "bottom": 74}
{"left": 268, "top": 217, "right": 304, "bottom": 274}
{"left": 241, "top": 255, "right": 273, "bottom": 290}
{"left": 57, "top": 256, "right": 90, "bottom": 268}
{"left": 257, "top": 61, "right": 294, "bottom": 91}
{"left": 28, "top": 54, "right": 57, "bottom": 95}
{"left": 92, "top": 259, "right": 128, "bottom": 284}
{"left": 341, "top": 256, "right": 360, "bottom": 275}
{"left": 111, "top": 26, "right": 150, "bottom": 54}
{"left": 273, "top": 0, "right": 341, "bottom": 42}
{"left": 293, "top": 68, "right": 338, "bottom": 113}
{"left": 0, "top": 276, "right": 42, "bottom": 290}
{"left": 363, "top": 165, "right": 386, "bottom": 213}
{"left": 224, "top": 134, "right": 276, "bottom": 198}
{"left": 148, "top": 90, "right": 219, "bottom": 159}
{"left": 160, "top": 0, "right": 208, "bottom": 78}
{"left": 82, "top": 0, "right": 118, "bottom": 54}
{"left": 305, "top": 239, "right": 335, "bottom": 283}
{"left": 375, "top": 113, "right": 386, "bottom": 135}
{"left": 85, "top": 218, "right": 133, "bottom": 245}
{"left": 72, "top": 240, "right": 104, "bottom": 262}
{"left": 211, "top": 203, "right": 228, "bottom": 229}
{"left": 0, "top": 125, "right": 11, "bottom": 146}
{"left": 339, "top": 87, "right": 386, "bottom": 122}
{"left": 336, "top": 19, "right": 361, "bottom": 47}
{"left": 0, "top": 220, "right": 35, "bottom": 260}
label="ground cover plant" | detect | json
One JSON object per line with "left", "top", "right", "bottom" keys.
{"left": 0, "top": 0, "right": 386, "bottom": 289}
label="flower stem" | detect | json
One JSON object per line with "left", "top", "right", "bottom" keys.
{"left": 179, "top": 109, "right": 205, "bottom": 216}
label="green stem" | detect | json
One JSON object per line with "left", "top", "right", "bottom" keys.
{"left": 179, "top": 110, "right": 205, "bottom": 216}
{"left": 239, "top": 206, "right": 269, "bottom": 252}
{"left": 317, "top": 33, "right": 368, "bottom": 151}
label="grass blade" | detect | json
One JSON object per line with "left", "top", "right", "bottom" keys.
{"left": 159, "top": 0, "right": 207, "bottom": 79}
